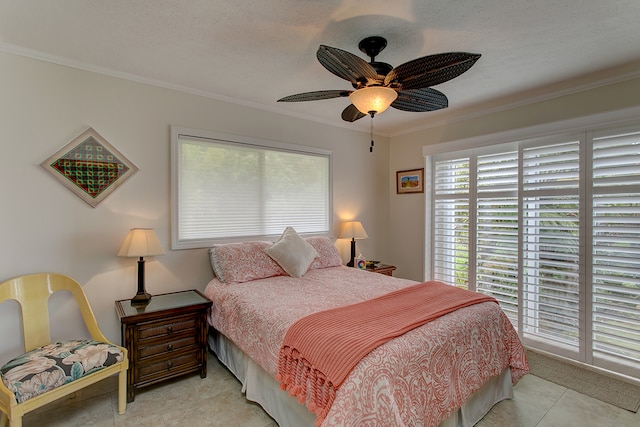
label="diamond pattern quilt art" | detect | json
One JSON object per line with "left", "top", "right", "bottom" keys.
{"left": 40, "top": 127, "right": 138, "bottom": 207}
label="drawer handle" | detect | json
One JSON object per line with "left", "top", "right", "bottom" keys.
{"left": 167, "top": 361, "right": 173, "bottom": 370}
{"left": 167, "top": 326, "right": 173, "bottom": 334}
{"left": 167, "top": 344, "right": 173, "bottom": 352}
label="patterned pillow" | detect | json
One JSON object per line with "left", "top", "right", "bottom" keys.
{"left": 1, "top": 340, "right": 123, "bottom": 404}
{"left": 209, "top": 241, "right": 286, "bottom": 283}
{"left": 307, "top": 236, "right": 343, "bottom": 270}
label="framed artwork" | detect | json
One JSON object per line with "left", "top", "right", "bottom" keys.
{"left": 40, "top": 127, "right": 138, "bottom": 207}
{"left": 396, "top": 168, "right": 424, "bottom": 194}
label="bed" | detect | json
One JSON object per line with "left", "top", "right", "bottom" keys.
{"left": 204, "top": 231, "right": 528, "bottom": 427}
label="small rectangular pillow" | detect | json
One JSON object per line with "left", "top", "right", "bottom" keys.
{"left": 306, "top": 236, "right": 343, "bottom": 269}
{"left": 265, "top": 227, "right": 318, "bottom": 278}
{"left": 209, "top": 241, "right": 285, "bottom": 284}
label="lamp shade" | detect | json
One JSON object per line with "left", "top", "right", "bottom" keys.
{"left": 118, "top": 228, "right": 165, "bottom": 258}
{"left": 338, "top": 221, "right": 368, "bottom": 240}
{"left": 349, "top": 86, "right": 398, "bottom": 115}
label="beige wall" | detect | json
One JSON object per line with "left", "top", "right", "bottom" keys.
{"left": 0, "top": 52, "right": 391, "bottom": 361}
{"left": 387, "top": 77, "right": 640, "bottom": 281}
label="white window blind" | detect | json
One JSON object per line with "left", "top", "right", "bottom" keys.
{"left": 429, "top": 124, "right": 640, "bottom": 378}
{"left": 171, "top": 128, "right": 331, "bottom": 249}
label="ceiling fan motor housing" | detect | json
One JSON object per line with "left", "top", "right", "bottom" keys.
{"left": 359, "top": 36, "right": 393, "bottom": 78}
{"left": 358, "top": 36, "right": 387, "bottom": 60}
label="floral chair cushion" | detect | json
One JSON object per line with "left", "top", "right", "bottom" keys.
{"left": 1, "top": 339, "right": 124, "bottom": 403}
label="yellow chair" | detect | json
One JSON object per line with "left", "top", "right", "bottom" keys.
{"left": 0, "top": 273, "right": 128, "bottom": 427}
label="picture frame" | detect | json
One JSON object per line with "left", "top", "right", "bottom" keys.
{"left": 40, "top": 127, "right": 138, "bottom": 207}
{"left": 396, "top": 168, "right": 424, "bottom": 194}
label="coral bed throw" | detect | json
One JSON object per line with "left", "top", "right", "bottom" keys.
{"left": 277, "top": 280, "right": 497, "bottom": 425}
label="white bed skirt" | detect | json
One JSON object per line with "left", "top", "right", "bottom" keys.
{"left": 209, "top": 331, "right": 513, "bottom": 427}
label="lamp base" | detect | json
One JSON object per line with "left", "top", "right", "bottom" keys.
{"left": 347, "top": 238, "right": 356, "bottom": 267}
{"left": 131, "top": 291, "right": 151, "bottom": 306}
{"left": 131, "top": 257, "right": 151, "bottom": 305}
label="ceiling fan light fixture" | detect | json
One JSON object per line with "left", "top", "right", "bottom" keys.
{"left": 349, "top": 86, "right": 398, "bottom": 115}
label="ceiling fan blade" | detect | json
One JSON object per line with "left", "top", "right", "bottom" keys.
{"left": 317, "top": 45, "right": 380, "bottom": 86}
{"left": 385, "top": 52, "right": 481, "bottom": 90}
{"left": 278, "top": 90, "right": 352, "bottom": 102}
{"left": 391, "top": 88, "right": 448, "bottom": 112}
{"left": 341, "top": 104, "right": 367, "bottom": 122}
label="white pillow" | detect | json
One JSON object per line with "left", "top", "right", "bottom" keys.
{"left": 265, "top": 227, "right": 318, "bottom": 277}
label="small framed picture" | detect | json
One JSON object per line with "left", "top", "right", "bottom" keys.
{"left": 396, "top": 168, "right": 424, "bottom": 194}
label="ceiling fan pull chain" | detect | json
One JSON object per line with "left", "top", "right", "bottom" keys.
{"left": 370, "top": 115, "right": 375, "bottom": 153}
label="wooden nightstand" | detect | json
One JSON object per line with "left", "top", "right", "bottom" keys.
{"left": 115, "top": 289, "right": 212, "bottom": 402}
{"left": 366, "top": 263, "right": 397, "bottom": 276}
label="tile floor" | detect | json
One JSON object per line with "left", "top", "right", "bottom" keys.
{"left": 18, "top": 353, "right": 640, "bottom": 427}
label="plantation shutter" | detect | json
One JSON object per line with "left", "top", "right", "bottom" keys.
{"left": 521, "top": 140, "right": 581, "bottom": 348}
{"left": 476, "top": 150, "right": 519, "bottom": 325}
{"left": 591, "top": 127, "right": 640, "bottom": 364}
{"left": 433, "top": 157, "right": 470, "bottom": 288}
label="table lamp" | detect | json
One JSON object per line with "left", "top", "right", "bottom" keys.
{"left": 118, "top": 228, "right": 165, "bottom": 305}
{"left": 339, "top": 221, "right": 368, "bottom": 267}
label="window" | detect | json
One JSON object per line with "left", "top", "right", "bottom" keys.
{"left": 171, "top": 127, "right": 332, "bottom": 249}
{"left": 428, "top": 123, "right": 640, "bottom": 378}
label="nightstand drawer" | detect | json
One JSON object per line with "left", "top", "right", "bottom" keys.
{"left": 137, "top": 315, "right": 198, "bottom": 341}
{"left": 137, "top": 336, "right": 199, "bottom": 361}
{"left": 137, "top": 352, "right": 201, "bottom": 383}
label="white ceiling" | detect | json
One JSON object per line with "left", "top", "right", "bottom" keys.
{"left": 1, "top": 0, "right": 639, "bottom": 136}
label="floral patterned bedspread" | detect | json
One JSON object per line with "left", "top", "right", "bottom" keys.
{"left": 205, "top": 266, "right": 528, "bottom": 427}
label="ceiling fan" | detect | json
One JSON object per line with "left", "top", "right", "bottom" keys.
{"left": 278, "top": 36, "right": 481, "bottom": 122}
